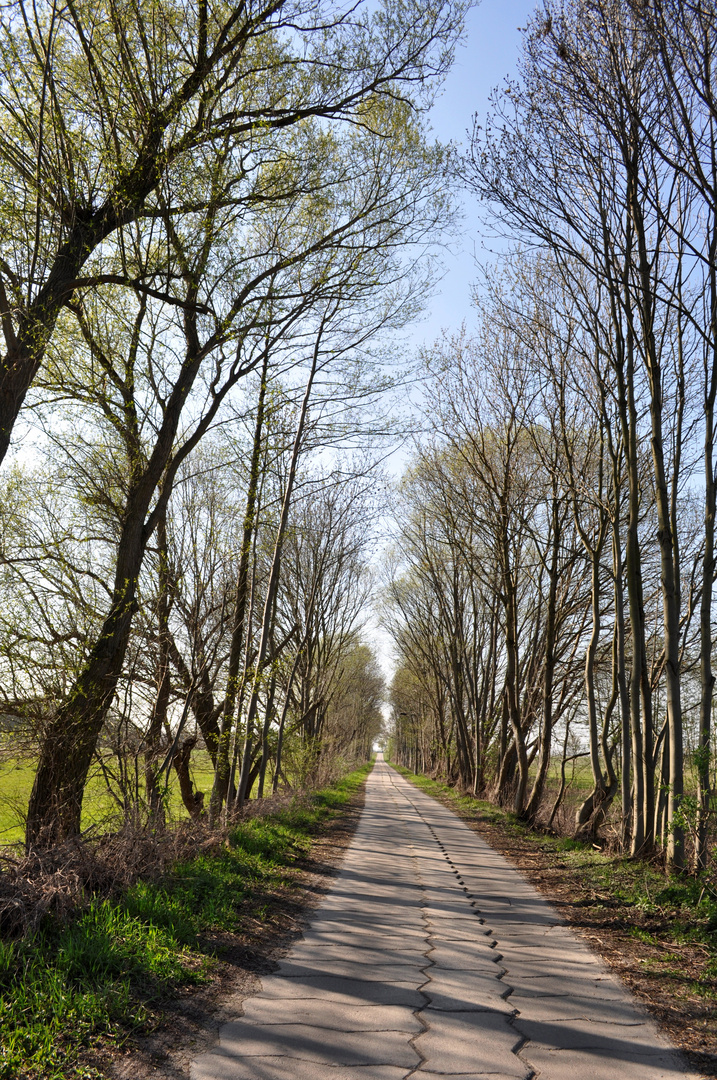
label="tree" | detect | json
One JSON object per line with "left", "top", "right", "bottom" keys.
{"left": 269, "top": 467, "right": 381, "bottom": 787}
{"left": 625, "top": 0, "right": 717, "bottom": 869}
{"left": 466, "top": 0, "right": 701, "bottom": 867}
{"left": 0, "top": 0, "right": 465, "bottom": 464}
{"left": 5, "top": 0, "right": 465, "bottom": 847}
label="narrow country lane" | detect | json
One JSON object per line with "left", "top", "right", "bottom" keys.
{"left": 191, "top": 758, "right": 703, "bottom": 1080}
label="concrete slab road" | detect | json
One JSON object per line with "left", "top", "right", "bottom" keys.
{"left": 191, "top": 757, "right": 704, "bottom": 1080}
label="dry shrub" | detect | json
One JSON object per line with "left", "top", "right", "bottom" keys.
{"left": 238, "top": 789, "right": 302, "bottom": 821}
{"left": 0, "top": 781, "right": 340, "bottom": 940}
{"left": 0, "top": 783, "right": 325, "bottom": 940}
{"left": 0, "top": 810, "right": 244, "bottom": 940}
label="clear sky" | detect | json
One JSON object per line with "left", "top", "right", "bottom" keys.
{"left": 373, "top": 0, "right": 536, "bottom": 683}
{"left": 384, "top": 0, "right": 536, "bottom": 467}
{"left": 411, "top": 0, "right": 536, "bottom": 348}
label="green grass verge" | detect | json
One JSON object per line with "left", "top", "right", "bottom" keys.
{"left": 0, "top": 763, "right": 371, "bottom": 1080}
{"left": 390, "top": 763, "right": 717, "bottom": 988}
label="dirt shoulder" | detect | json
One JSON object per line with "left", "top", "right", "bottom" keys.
{"left": 97, "top": 781, "right": 366, "bottom": 1080}
{"left": 417, "top": 782, "right": 717, "bottom": 1079}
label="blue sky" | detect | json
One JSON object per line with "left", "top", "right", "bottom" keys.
{"left": 371, "top": 0, "right": 536, "bottom": 678}
{"left": 412, "top": 0, "right": 536, "bottom": 347}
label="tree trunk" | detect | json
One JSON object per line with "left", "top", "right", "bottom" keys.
{"left": 612, "top": 500, "right": 632, "bottom": 848}
{"left": 273, "top": 657, "right": 301, "bottom": 794}
{"left": 173, "top": 736, "right": 204, "bottom": 819}
{"left": 698, "top": 263, "right": 717, "bottom": 869}
{"left": 144, "top": 509, "right": 171, "bottom": 827}
{"left": 525, "top": 491, "right": 560, "bottom": 824}
{"left": 618, "top": 314, "right": 648, "bottom": 856}
{"left": 256, "top": 672, "right": 277, "bottom": 798}
{"left": 26, "top": 338, "right": 205, "bottom": 847}
{"left": 26, "top": 516, "right": 147, "bottom": 847}
{"left": 629, "top": 168, "right": 683, "bottom": 869}
{"left": 209, "top": 352, "right": 269, "bottom": 823}
{"left": 575, "top": 546, "right": 609, "bottom": 836}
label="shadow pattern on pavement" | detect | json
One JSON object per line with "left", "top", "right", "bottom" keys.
{"left": 190, "top": 758, "right": 703, "bottom": 1080}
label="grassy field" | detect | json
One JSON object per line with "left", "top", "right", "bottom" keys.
{"left": 0, "top": 752, "right": 218, "bottom": 847}
{"left": 0, "top": 759, "right": 35, "bottom": 845}
{"left": 0, "top": 762, "right": 371, "bottom": 1080}
{"left": 0, "top": 751, "right": 602, "bottom": 847}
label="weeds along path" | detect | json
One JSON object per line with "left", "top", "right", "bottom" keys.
{"left": 191, "top": 757, "right": 701, "bottom": 1080}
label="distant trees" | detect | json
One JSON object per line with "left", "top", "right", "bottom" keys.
{"left": 385, "top": 306, "right": 590, "bottom": 822}
{"left": 2, "top": 359, "right": 387, "bottom": 842}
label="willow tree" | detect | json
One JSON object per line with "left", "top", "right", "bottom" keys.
{"left": 22, "top": 56, "right": 457, "bottom": 845}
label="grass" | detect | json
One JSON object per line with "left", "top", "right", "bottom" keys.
{"left": 0, "top": 759, "right": 35, "bottom": 844}
{"left": 0, "top": 751, "right": 219, "bottom": 847}
{"left": 0, "top": 762, "right": 371, "bottom": 1080}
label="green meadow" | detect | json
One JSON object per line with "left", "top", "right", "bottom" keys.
{"left": 0, "top": 752, "right": 217, "bottom": 847}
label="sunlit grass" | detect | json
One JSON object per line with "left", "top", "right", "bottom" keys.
{"left": 0, "top": 751, "right": 219, "bottom": 847}
{"left": 0, "top": 758, "right": 35, "bottom": 844}
{"left": 0, "top": 762, "right": 371, "bottom": 1079}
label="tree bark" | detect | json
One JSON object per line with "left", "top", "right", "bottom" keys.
{"left": 144, "top": 508, "right": 171, "bottom": 826}
{"left": 209, "top": 352, "right": 270, "bottom": 823}
{"left": 628, "top": 156, "right": 683, "bottom": 869}
{"left": 525, "top": 490, "right": 561, "bottom": 824}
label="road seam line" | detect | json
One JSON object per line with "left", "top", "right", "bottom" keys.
{"left": 386, "top": 765, "right": 537, "bottom": 1080}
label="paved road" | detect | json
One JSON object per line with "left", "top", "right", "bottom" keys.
{"left": 191, "top": 758, "right": 702, "bottom": 1080}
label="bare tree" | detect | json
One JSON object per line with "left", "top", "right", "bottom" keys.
{"left": 466, "top": 0, "right": 700, "bottom": 867}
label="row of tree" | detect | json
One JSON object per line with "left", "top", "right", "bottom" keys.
{"left": 386, "top": 0, "right": 717, "bottom": 873}
{"left": 3, "top": 429, "right": 386, "bottom": 830}
{"left": 0, "top": 0, "right": 466, "bottom": 848}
